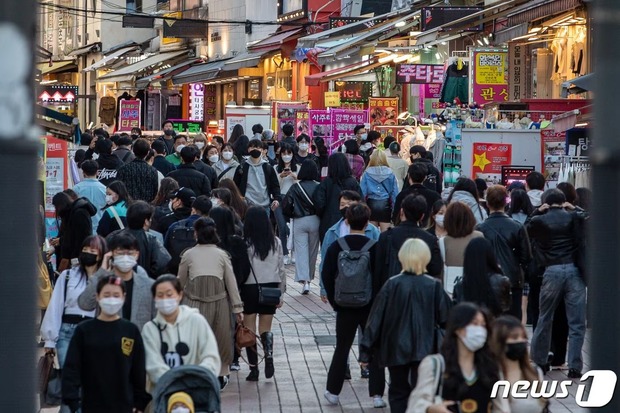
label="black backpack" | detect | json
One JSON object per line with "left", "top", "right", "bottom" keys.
{"left": 167, "top": 219, "right": 197, "bottom": 274}
{"left": 334, "top": 237, "right": 375, "bottom": 308}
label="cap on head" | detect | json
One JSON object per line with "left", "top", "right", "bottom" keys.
{"left": 167, "top": 391, "right": 194, "bottom": 413}
{"left": 171, "top": 187, "right": 197, "bottom": 208}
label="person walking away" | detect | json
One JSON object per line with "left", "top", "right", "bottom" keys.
{"left": 361, "top": 150, "right": 399, "bottom": 232}
{"left": 157, "top": 187, "right": 196, "bottom": 236}
{"left": 453, "top": 238, "right": 512, "bottom": 317}
{"left": 62, "top": 275, "right": 152, "bottom": 413}
{"left": 41, "top": 235, "right": 107, "bottom": 413}
{"left": 409, "top": 145, "right": 442, "bottom": 194}
{"left": 212, "top": 143, "right": 239, "bottom": 182}
{"left": 375, "top": 195, "right": 443, "bottom": 284}
{"left": 191, "top": 145, "right": 219, "bottom": 190}
{"left": 282, "top": 160, "right": 321, "bottom": 294}
{"left": 525, "top": 171, "right": 546, "bottom": 208}
{"left": 92, "top": 138, "right": 124, "bottom": 187}
{"left": 250, "top": 123, "right": 264, "bottom": 141}
{"left": 342, "top": 139, "right": 365, "bottom": 181}
{"left": 489, "top": 316, "right": 549, "bottom": 413}
{"left": 151, "top": 140, "right": 176, "bottom": 177}
{"left": 526, "top": 189, "right": 586, "bottom": 378}
{"left": 393, "top": 163, "right": 441, "bottom": 227}
{"left": 97, "top": 180, "right": 132, "bottom": 237}
{"left": 360, "top": 130, "right": 381, "bottom": 165}
{"left": 166, "top": 135, "right": 187, "bottom": 167}
{"left": 241, "top": 207, "right": 287, "bottom": 381}
{"left": 117, "top": 138, "right": 159, "bottom": 203}
{"left": 142, "top": 275, "right": 221, "bottom": 389}
{"left": 407, "top": 302, "right": 508, "bottom": 413}
{"left": 313, "top": 152, "right": 362, "bottom": 241}
{"left": 78, "top": 232, "right": 155, "bottom": 331}
{"left": 281, "top": 123, "right": 297, "bottom": 147}
{"left": 427, "top": 200, "right": 448, "bottom": 239}
{"left": 113, "top": 135, "right": 135, "bottom": 164}
{"left": 218, "top": 179, "right": 248, "bottom": 221}
{"left": 52, "top": 192, "right": 96, "bottom": 271}
{"left": 321, "top": 203, "right": 386, "bottom": 407}
{"left": 275, "top": 143, "right": 298, "bottom": 264}
{"left": 385, "top": 141, "right": 408, "bottom": 191}
{"left": 447, "top": 178, "right": 488, "bottom": 224}
{"left": 361, "top": 239, "right": 450, "bottom": 413}
{"left": 150, "top": 178, "right": 179, "bottom": 233}
{"left": 177, "top": 219, "right": 243, "bottom": 388}
{"left": 507, "top": 189, "right": 534, "bottom": 225}
{"left": 73, "top": 160, "right": 106, "bottom": 234}
{"left": 167, "top": 147, "right": 212, "bottom": 197}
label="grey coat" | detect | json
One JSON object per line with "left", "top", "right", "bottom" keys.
{"left": 77, "top": 266, "right": 155, "bottom": 331}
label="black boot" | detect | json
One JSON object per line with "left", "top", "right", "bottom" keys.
{"left": 246, "top": 345, "right": 259, "bottom": 381}
{"left": 261, "top": 332, "right": 274, "bottom": 379}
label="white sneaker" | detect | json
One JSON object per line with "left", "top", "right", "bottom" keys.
{"left": 324, "top": 390, "right": 340, "bottom": 405}
{"left": 373, "top": 396, "right": 387, "bottom": 408}
{"left": 283, "top": 255, "right": 291, "bottom": 265}
{"left": 302, "top": 282, "right": 310, "bottom": 295}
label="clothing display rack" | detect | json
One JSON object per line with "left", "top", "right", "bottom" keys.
{"left": 558, "top": 156, "right": 590, "bottom": 188}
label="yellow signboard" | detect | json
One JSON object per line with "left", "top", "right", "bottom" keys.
{"left": 324, "top": 91, "right": 341, "bottom": 107}
{"left": 162, "top": 12, "right": 182, "bottom": 45}
{"left": 475, "top": 52, "right": 507, "bottom": 85}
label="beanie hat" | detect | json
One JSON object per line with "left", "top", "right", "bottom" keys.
{"left": 167, "top": 391, "right": 194, "bottom": 413}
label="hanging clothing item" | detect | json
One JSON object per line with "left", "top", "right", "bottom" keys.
{"left": 414, "top": 126, "right": 426, "bottom": 147}
{"left": 99, "top": 96, "right": 117, "bottom": 126}
{"left": 430, "top": 134, "right": 446, "bottom": 171}
{"left": 440, "top": 63, "right": 469, "bottom": 104}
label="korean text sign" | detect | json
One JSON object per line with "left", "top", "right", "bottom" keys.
{"left": 396, "top": 64, "right": 445, "bottom": 84}
{"left": 331, "top": 109, "right": 368, "bottom": 141}
{"left": 471, "top": 49, "right": 509, "bottom": 104}
{"left": 369, "top": 97, "right": 399, "bottom": 126}
{"left": 118, "top": 99, "right": 141, "bottom": 131}
{"left": 472, "top": 142, "right": 512, "bottom": 177}
{"left": 309, "top": 110, "right": 332, "bottom": 140}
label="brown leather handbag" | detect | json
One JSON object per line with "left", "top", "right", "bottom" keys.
{"left": 235, "top": 323, "right": 257, "bottom": 348}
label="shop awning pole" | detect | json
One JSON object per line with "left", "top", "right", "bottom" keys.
{"left": 0, "top": 0, "right": 37, "bottom": 409}
{"left": 590, "top": 0, "right": 620, "bottom": 410}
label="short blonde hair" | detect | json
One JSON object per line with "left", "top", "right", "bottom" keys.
{"left": 193, "top": 133, "right": 207, "bottom": 143}
{"left": 368, "top": 149, "right": 389, "bottom": 167}
{"left": 398, "top": 238, "right": 431, "bottom": 275}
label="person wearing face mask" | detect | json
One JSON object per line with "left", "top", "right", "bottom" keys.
{"left": 354, "top": 124, "right": 367, "bottom": 144}
{"left": 393, "top": 163, "right": 441, "bottom": 227}
{"left": 212, "top": 143, "right": 240, "bottom": 182}
{"left": 294, "top": 134, "right": 320, "bottom": 170}
{"left": 202, "top": 144, "right": 220, "bottom": 167}
{"left": 359, "top": 130, "right": 381, "bottom": 166}
{"left": 167, "top": 147, "right": 212, "bottom": 198}
{"left": 407, "top": 302, "right": 509, "bottom": 413}
{"left": 166, "top": 135, "right": 188, "bottom": 167}
{"left": 78, "top": 232, "right": 155, "bottom": 332}
{"left": 142, "top": 275, "right": 222, "bottom": 391}
{"left": 41, "top": 235, "right": 107, "bottom": 413}
{"left": 489, "top": 316, "right": 549, "bottom": 413}
{"left": 166, "top": 392, "right": 195, "bottom": 413}
{"left": 427, "top": 200, "right": 448, "bottom": 239}
{"left": 192, "top": 133, "right": 207, "bottom": 157}
{"left": 63, "top": 275, "right": 152, "bottom": 413}
{"left": 275, "top": 143, "right": 298, "bottom": 263}
{"left": 177, "top": 218, "right": 243, "bottom": 387}
{"left": 97, "top": 180, "right": 133, "bottom": 238}
{"left": 233, "top": 139, "right": 282, "bottom": 215}
{"left": 156, "top": 120, "right": 176, "bottom": 156}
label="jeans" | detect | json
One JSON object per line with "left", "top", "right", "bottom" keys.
{"left": 388, "top": 362, "right": 421, "bottom": 413}
{"left": 292, "top": 216, "right": 320, "bottom": 282}
{"left": 57, "top": 323, "right": 80, "bottom": 413}
{"left": 531, "top": 264, "right": 586, "bottom": 371}
{"left": 273, "top": 205, "right": 289, "bottom": 256}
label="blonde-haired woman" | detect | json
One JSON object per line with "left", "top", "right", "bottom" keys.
{"left": 360, "top": 150, "right": 399, "bottom": 231}
{"left": 360, "top": 239, "right": 450, "bottom": 413}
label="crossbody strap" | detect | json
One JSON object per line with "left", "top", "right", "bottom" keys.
{"left": 297, "top": 182, "right": 314, "bottom": 206}
{"left": 109, "top": 206, "right": 125, "bottom": 230}
{"left": 438, "top": 237, "right": 446, "bottom": 261}
{"left": 218, "top": 166, "right": 235, "bottom": 180}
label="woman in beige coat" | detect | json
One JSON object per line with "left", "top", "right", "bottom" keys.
{"left": 178, "top": 217, "right": 243, "bottom": 387}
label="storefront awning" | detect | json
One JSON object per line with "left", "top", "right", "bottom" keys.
{"left": 561, "top": 73, "right": 593, "bottom": 97}
{"left": 171, "top": 59, "right": 230, "bottom": 85}
{"left": 37, "top": 45, "right": 52, "bottom": 62}
{"left": 248, "top": 28, "right": 302, "bottom": 53}
{"left": 222, "top": 51, "right": 264, "bottom": 71}
{"left": 507, "top": 0, "right": 583, "bottom": 26}
{"left": 135, "top": 58, "right": 202, "bottom": 88}
{"left": 68, "top": 42, "right": 101, "bottom": 57}
{"left": 82, "top": 46, "right": 140, "bottom": 72}
{"left": 37, "top": 60, "right": 77, "bottom": 75}
{"left": 98, "top": 50, "right": 188, "bottom": 83}
{"left": 305, "top": 59, "right": 378, "bottom": 86}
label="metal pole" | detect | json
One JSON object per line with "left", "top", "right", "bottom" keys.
{"left": 591, "top": 0, "right": 620, "bottom": 411}
{"left": 0, "top": 0, "right": 37, "bottom": 410}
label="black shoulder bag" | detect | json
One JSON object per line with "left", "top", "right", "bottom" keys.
{"left": 250, "top": 263, "right": 282, "bottom": 306}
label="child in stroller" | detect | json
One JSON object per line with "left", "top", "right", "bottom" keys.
{"left": 153, "top": 365, "right": 221, "bottom": 413}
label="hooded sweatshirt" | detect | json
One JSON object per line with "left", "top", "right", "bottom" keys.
{"left": 361, "top": 166, "right": 399, "bottom": 204}
{"left": 96, "top": 153, "right": 124, "bottom": 186}
{"left": 212, "top": 158, "right": 240, "bottom": 181}
{"left": 450, "top": 190, "right": 488, "bottom": 224}
{"left": 61, "top": 198, "right": 97, "bottom": 260}
{"left": 246, "top": 158, "right": 270, "bottom": 207}
{"left": 527, "top": 189, "right": 544, "bottom": 208}
{"left": 142, "top": 305, "right": 221, "bottom": 387}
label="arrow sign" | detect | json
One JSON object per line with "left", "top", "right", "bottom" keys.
{"left": 52, "top": 92, "right": 63, "bottom": 101}
{"left": 64, "top": 91, "right": 75, "bottom": 101}
{"left": 39, "top": 92, "right": 51, "bottom": 101}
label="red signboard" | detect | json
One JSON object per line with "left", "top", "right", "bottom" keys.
{"left": 472, "top": 142, "right": 512, "bottom": 181}
{"left": 117, "top": 99, "right": 141, "bottom": 131}
{"left": 369, "top": 97, "right": 399, "bottom": 126}
{"left": 396, "top": 64, "right": 444, "bottom": 84}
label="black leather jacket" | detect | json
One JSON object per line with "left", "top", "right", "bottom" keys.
{"left": 360, "top": 273, "right": 450, "bottom": 367}
{"left": 282, "top": 180, "right": 319, "bottom": 219}
{"left": 526, "top": 207, "right": 585, "bottom": 267}
{"left": 476, "top": 212, "right": 532, "bottom": 288}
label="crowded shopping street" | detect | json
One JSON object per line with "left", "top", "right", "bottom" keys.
{"left": 1, "top": 0, "right": 618, "bottom": 412}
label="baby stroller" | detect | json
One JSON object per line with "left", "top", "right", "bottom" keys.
{"left": 152, "top": 365, "right": 221, "bottom": 413}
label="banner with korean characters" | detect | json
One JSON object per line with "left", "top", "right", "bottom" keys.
{"left": 309, "top": 110, "right": 332, "bottom": 141}
{"left": 273, "top": 102, "right": 309, "bottom": 140}
{"left": 296, "top": 110, "right": 309, "bottom": 136}
{"left": 188, "top": 83, "right": 205, "bottom": 122}
{"left": 420, "top": 84, "right": 442, "bottom": 117}
{"left": 395, "top": 64, "right": 444, "bottom": 84}
{"left": 117, "top": 99, "right": 141, "bottom": 131}
{"left": 472, "top": 142, "right": 512, "bottom": 183}
{"left": 331, "top": 109, "right": 368, "bottom": 142}
{"left": 470, "top": 49, "right": 509, "bottom": 105}
{"left": 369, "top": 97, "right": 399, "bottom": 127}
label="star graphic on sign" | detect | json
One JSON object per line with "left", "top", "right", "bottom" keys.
{"left": 473, "top": 152, "right": 492, "bottom": 171}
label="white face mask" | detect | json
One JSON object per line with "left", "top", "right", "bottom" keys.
{"left": 113, "top": 255, "right": 137, "bottom": 273}
{"left": 211, "top": 197, "right": 221, "bottom": 207}
{"left": 168, "top": 200, "right": 175, "bottom": 212}
{"left": 155, "top": 298, "right": 179, "bottom": 316}
{"left": 281, "top": 155, "right": 293, "bottom": 163}
{"left": 435, "top": 214, "right": 445, "bottom": 227}
{"left": 222, "top": 151, "right": 234, "bottom": 161}
{"left": 171, "top": 407, "right": 190, "bottom": 413}
{"left": 105, "top": 195, "right": 115, "bottom": 205}
{"left": 99, "top": 297, "right": 124, "bottom": 316}
{"left": 460, "top": 325, "right": 488, "bottom": 352}
{"left": 208, "top": 154, "right": 219, "bottom": 163}
{"left": 176, "top": 144, "right": 186, "bottom": 154}
{"left": 195, "top": 142, "right": 205, "bottom": 150}
{"left": 298, "top": 143, "right": 309, "bottom": 151}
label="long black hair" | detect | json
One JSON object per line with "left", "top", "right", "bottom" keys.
{"left": 244, "top": 206, "right": 277, "bottom": 261}
{"left": 229, "top": 124, "right": 244, "bottom": 146}
{"left": 277, "top": 143, "right": 298, "bottom": 173}
{"left": 447, "top": 178, "right": 479, "bottom": 203}
{"left": 441, "top": 302, "right": 499, "bottom": 399}
{"left": 232, "top": 135, "right": 249, "bottom": 160}
{"left": 209, "top": 206, "right": 237, "bottom": 249}
{"left": 507, "top": 189, "right": 534, "bottom": 216}
{"left": 78, "top": 235, "right": 108, "bottom": 281}
{"left": 462, "top": 238, "right": 503, "bottom": 315}
{"left": 327, "top": 152, "right": 353, "bottom": 181}
{"left": 106, "top": 180, "right": 132, "bottom": 208}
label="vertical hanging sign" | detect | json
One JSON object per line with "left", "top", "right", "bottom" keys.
{"left": 470, "top": 48, "right": 509, "bottom": 105}
{"left": 189, "top": 83, "right": 204, "bottom": 122}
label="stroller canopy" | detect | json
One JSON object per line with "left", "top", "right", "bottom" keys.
{"left": 152, "top": 365, "right": 221, "bottom": 413}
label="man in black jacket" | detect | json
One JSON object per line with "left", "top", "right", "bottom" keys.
{"left": 476, "top": 185, "right": 532, "bottom": 319}
{"left": 167, "top": 147, "right": 212, "bottom": 197}
{"left": 526, "top": 189, "right": 586, "bottom": 378}
{"left": 409, "top": 145, "right": 442, "bottom": 194}
{"left": 113, "top": 135, "right": 135, "bottom": 163}
{"left": 233, "top": 139, "right": 281, "bottom": 211}
{"left": 117, "top": 138, "right": 159, "bottom": 202}
{"left": 392, "top": 163, "right": 441, "bottom": 226}
{"left": 155, "top": 120, "right": 176, "bottom": 155}
{"left": 156, "top": 187, "right": 196, "bottom": 236}
{"left": 151, "top": 140, "right": 176, "bottom": 176}
{"left": 281, "top": 123, "right": 297, "bottom": 147}
{"left": 92, "top": 138, "right": 124, "bottom": 186}
{"left": 190, "top": 145, "right": 218, "bottom": 190}
{"left": 321, "top": 203, "right": 385, "bottom": 407}
{"left": 377, "top": 194, "right": 442, "bottom": 283}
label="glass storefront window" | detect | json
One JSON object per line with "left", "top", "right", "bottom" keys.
{"left": 266, "top": 69, "right": 292, "bottom": 101}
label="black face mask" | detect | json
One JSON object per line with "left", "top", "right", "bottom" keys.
{"left": 505, "top": 342, "right": 528, "bottom": 361}
{"left": 249, "top": 149, "right": 262, "bottom": 159}
{"left": 79, "top": 252, "right": 98, "bottom": 267}
{"left": 164, "top": 129, "right": 175, "bottom": 137}
{"left": 340, "top": 206, "right": 349, "bottom": 219}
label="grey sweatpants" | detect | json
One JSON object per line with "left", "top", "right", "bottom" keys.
{"left": 292, "top": 215, "right": 320, "bottom": 282}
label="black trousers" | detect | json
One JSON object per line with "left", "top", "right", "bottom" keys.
{"left": 327, "top": 309, "right": 385, "bottom": 396}
{"left": 388, "top": 362, "right": 421, "bottom": 413}
{"left": 509, "top": 287, "right": 523, "bottom": 320}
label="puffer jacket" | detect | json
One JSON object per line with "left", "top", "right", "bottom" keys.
{"left": 282, "top": 180, "right": 320, "bottom": 219}
{"left": 360, "top": 166, "right": 399, "bottom": 204}
{"left": 450, "top": 190, "right": 488, "bottom": 224}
